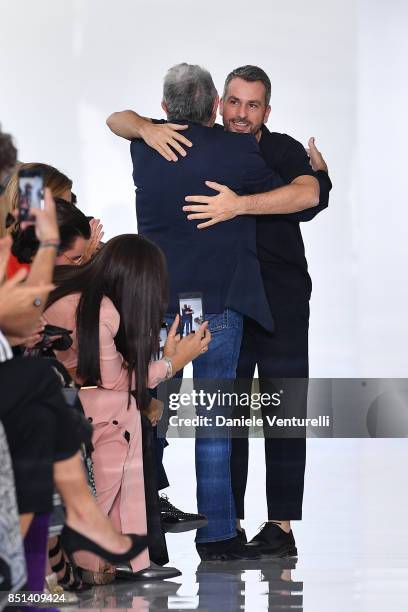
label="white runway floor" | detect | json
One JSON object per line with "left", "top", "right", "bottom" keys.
{"left": 73, "top": 439, "right": 408, "bottom": 611}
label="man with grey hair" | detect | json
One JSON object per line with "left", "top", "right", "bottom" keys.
{"left": 108, "top": 63, "right": 283, "bottom": 562}
{"left": 162, "top": 63, "right": 217, "bottom": 124}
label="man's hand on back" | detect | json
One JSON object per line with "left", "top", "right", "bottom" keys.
{"left": 183, "top": 139, "right": 328, "bottom": 228}
{"left": 106, "top": 109, "right": 193, "bottom": 161}
{"left": 183, "top": 181, "right": 243, "bottom": 229}
{"left": 140, "top": 122, "right": 193, "bottom": 162}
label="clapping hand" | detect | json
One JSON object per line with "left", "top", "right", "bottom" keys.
{"left": 83, "top": 218, "right": 104, "bottom": 263}
{"left": 306, "top": 137, "right": 328, "bottom": 173}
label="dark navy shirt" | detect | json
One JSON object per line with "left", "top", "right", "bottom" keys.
{"left": 131, "top": 121, "right": 283, "bottom": 330}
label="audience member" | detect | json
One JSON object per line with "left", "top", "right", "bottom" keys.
{"left": 44, "top": 234, "right": 211, "bottom": 581}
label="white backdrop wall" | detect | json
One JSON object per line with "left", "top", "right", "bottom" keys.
{"left": 0, "top": 0, "right": 406, "bottom": 377}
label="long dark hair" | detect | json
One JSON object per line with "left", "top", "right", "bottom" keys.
{"left": 11, "top": 198, "right": 91, "bottom": 263}
{"left": 47, "top": 234, "right": 168, "bottom": 411}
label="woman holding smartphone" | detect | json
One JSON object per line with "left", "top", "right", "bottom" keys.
{"left": 44, "top": 234, "right": 210, "bottom": 582}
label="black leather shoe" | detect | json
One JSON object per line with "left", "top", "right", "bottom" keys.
{"left": 160, "top": 494, "right": 208, "bottom": 533}
{"left": 196, "top": 535, "right": 262, "bottom": 561}
{"left": 115, "top": 561, "right": 181, "bottom": 581}
{"left": 246, "top": 523, "right": 298, "bottom": 557}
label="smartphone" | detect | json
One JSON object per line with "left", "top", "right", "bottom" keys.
{"left": 178, "top": 292, "right": 204, "bottom": 336}
{"left": 159, "top": 322, "right": 168, "bottom": 358}
{"left": 18, "top": 167, "right": 44, "bottom": 221}
{"left": 152, "top": 322, "right": 168, "bottom": 361}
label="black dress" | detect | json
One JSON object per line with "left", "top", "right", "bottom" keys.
{"left": 0, "top": 356, "right": 91, "bottom": 514}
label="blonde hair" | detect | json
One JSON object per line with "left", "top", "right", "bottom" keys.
{"left": 1, "top": 162, "right": 73, "bottom": 237}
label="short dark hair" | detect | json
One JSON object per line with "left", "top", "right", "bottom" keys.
{"left": 163, "top": 63, "right": 217, "bottom": 124}
{"left": 223, "top": 65, "right": 271, "bottom": 106}
{"left": 0, "top": 125, "right": 17, "bottom": 176}
{"left": 12, "top": 198, "right": 91, "bottom": 263}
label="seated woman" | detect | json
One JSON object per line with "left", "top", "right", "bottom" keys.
{"left": 44, "top": 234, "right": 210, "bottom": 580}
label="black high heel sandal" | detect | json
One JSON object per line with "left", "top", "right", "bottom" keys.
{"left": 60, "top": 525, "right": 148, "bottom": 584}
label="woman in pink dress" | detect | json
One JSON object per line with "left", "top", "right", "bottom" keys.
{"left": 44, "top": 234, "right": 210, "bottom": 581}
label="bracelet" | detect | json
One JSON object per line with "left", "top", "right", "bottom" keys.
{"left": 39, "top": 240, "right": 60, "bottom": 250}
{"left": 162, "top": 356, "right": 173, "bottom": 380}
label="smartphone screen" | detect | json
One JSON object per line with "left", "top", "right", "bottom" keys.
{"left": 18, "top": 168, "right": 44, "bottom": 221}
{"left": 152, "top": 323, "right": 168, "bottom": 361}
{"left": 159, "top": 323, "right": 168, "bottom": 358}
{"left": 178, "top": 292, "right": 204, "bottom": 336}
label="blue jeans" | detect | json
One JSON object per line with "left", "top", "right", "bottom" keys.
{"left": 166, "top": 308, "right": 243, "bottom": 543}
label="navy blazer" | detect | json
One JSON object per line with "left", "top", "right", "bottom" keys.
{"left": 131, "top": 121, "right": 282, "bottom": 331}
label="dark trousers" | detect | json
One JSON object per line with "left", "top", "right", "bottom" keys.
{"left": 0, "top": 357, "right": 86, "bottom": 514}
{"left": 149, "top": 385, "right": 170, "bottom": 491}
{"left": 231, "top": 306, "right": 309, "bottom": 520}
{"left": 141, "top": 414, "right": 169, "bottom": 566}
{"left": 154, "top": 428, "right": 170, "bottom": 491}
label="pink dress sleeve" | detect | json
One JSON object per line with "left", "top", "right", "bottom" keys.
{"left": 98, "top": 300, "right": 128, "bottom": 391}
{"left": 99, "top": 298, "right": 168, "bottom": 391}
{"left": 147, "top": 359, "right": 168, "bottom": 389}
